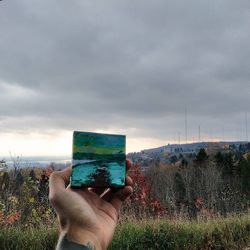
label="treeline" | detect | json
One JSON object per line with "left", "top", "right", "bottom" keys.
{"left": 146, "top": 148, "right": 250, "bottom": 218}
{"left": 0, "top": 148, "right": 250, "bottom": 227}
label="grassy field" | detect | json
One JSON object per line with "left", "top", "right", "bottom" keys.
{"left": 110, "top": 214, "right": 250, "bottom": 249}
{"left": 0, "top": 214, "right": 250, "bottom": 250}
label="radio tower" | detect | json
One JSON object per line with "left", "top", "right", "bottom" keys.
{"left": 185, "top": 106, "right": 188, "bottom": 144}
{"left": 246, "top": 112, "right": 248, "bottom": 142}
{"left": 222, "top": 126, "right": 225, "bottom": 142}
{"left": 198, "top": 125, "right": 201, "bottom": 142}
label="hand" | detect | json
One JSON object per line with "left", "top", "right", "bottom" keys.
{"left": 49, "top": 160, "right": 133, "bottom": 250}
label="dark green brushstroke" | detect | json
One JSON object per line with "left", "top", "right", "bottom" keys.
{"left": 72, "top": 152, "right": 125, "bottom": 162}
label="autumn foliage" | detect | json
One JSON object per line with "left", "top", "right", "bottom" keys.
{"left": 0, "top": 166, "right": 55, "bottom": 227}
{"left": 122, "top": 164, "right": 166, "bottom": 219}
{"left": 1, "top": 149, "right": 250, "bottom": 227}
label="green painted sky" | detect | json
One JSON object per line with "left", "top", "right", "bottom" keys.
{"left": 73, "top": 131, "right": 125, "bottom": 154}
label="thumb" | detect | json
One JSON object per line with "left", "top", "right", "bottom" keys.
{"left": 49, "top": 167, "right": 72, "bottom": 205}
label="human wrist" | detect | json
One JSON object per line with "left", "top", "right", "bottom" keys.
{"left": 61, "top": 226, "right": 104, "bottom": 250}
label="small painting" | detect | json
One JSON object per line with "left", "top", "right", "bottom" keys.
{"left": 70, "top": 131, "right": 126, "bottom": 188}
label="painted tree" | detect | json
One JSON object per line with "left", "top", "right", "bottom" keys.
{"left": 88, "top": 166, "right": 112, "bottom": 186}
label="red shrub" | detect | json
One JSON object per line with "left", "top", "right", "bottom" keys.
{"left": 127, "top": 164, "right": 166, "bottom": 218}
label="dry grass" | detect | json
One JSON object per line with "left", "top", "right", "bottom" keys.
{"left": 0, "top": 213, "right": 249, "bottom": 250}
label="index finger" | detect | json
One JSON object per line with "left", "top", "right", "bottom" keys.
{"left": 126, "top": 159, "right": 132, "bottom": 171}
{"left": 49, "top": 167, "right": 72, "bottom": 204}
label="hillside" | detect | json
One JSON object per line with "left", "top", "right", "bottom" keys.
{"left": 127, "top": 141, "right": 250, "bottom": 166}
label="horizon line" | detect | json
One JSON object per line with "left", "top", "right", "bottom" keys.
{"left": 0, "top": 140, "right": 249, "bottom": 159}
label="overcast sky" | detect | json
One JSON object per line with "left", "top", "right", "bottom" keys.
{"left": 0, "top": 0, "right": 250, "bottom": 156}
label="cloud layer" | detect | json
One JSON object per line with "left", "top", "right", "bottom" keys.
{"left": 0, "top": 0, "right": 250, "bottom": 154}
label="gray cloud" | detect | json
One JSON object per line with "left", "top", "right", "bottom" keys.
{"left": 0, "top": 0, "right": 250, "bottom": 148}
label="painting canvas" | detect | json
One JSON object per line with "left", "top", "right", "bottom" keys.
{"left": 70, "top": 131, "right": 126, "bottom": 188}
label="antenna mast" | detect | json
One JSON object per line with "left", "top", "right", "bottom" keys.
{"left": 185, "top": 106, "right": 188, "bottom": 144}
{"left": 246, "top": 112, "right": 248, "bottom": 142}
{"left": 198, "top": 125, "right": 201, "bottom": 142}
{"left": 222, "top": 126, "right": 224, "bottom": 142}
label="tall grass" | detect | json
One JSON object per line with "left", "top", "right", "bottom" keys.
{"left": 0, "top": 214, "right": 249, "bottom": 250}
{"left": 110, "top": 214, "right": 250, "bottom": 249}
{"left": 0, "top": 227, "right": 58, "bottom": 250}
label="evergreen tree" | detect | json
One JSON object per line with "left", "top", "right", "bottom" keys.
{"left": 239, "top": 156, "right": 250, "bottom": 192}
{"left": 179, "top": 154, "right": 184, "bottom": 160}
{"left": 29, "top": 169, "right": 36, "bottom": 181}
{"left": 0, "top": 172, "right": 10, "bottom": 195}
{"left": 14, "top": 171, "right": 24, "bottom": 195}
{"left": 38, "top": 173, "right": 49, "bottom": 203}
{"left": 181, "top": 158, "right": 188, "bottom": 167}
{"left": 174, "top": 172, "right": 186, "bottom": 204}
{"left": 195, "top": 148, "right": 208, "bottom": 166}
{"left": 215, "top": 151, "right": 223, "bottom": 166}
{"left": 169, "top": 155, "right": 178, "bottom": 164}
{"left": 215, "top": 152, "right": 234, "bottom": 177}
{"left": 222, "top": 152, "right": 233, "bottom": 176}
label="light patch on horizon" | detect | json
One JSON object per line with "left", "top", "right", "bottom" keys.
{"left": 0, "top": 130, "right": 171, "bottom": 156}
{"left": 0, "top": 131, "right": 72, "bottom": 157}
{"left": 0, "top": 127, "right": 247, "bottom": 157}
